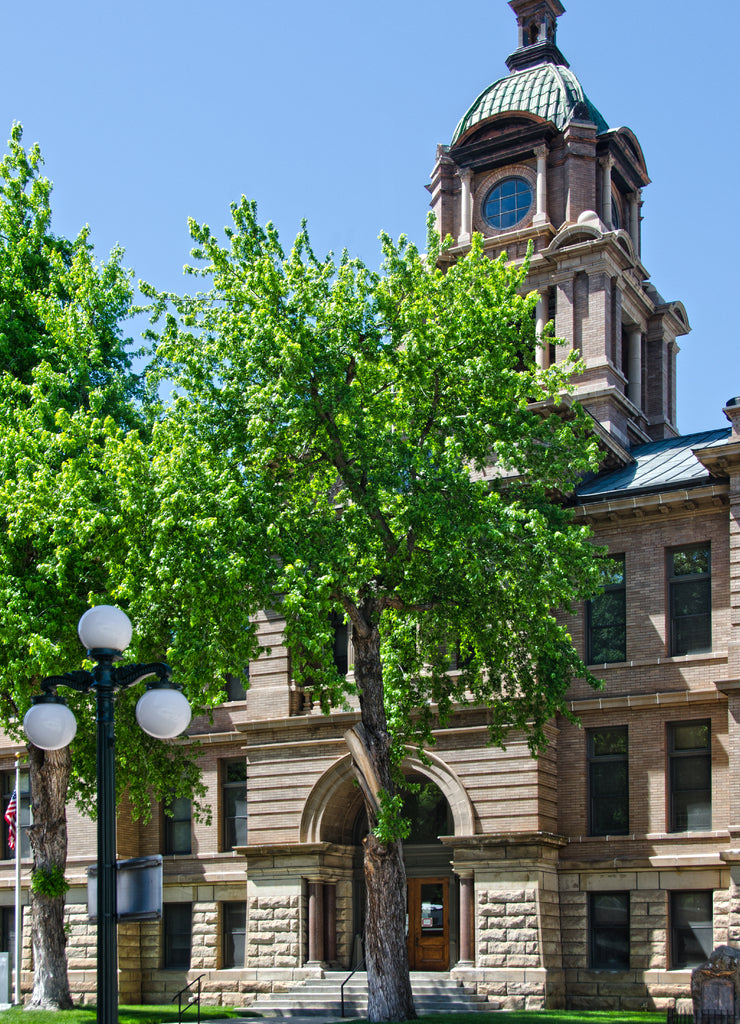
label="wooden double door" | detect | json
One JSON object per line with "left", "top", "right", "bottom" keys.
{"left": 407, "top": 877, "right": 449, "bottom": 970}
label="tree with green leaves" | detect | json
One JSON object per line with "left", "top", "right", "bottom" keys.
{"left": 150, "top": 200, "right": 605, "bottom": 1022}
{"left": 0, "top": 127, "right": 266, "bottom": 1009}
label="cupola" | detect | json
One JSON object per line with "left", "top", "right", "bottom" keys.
{"left": 506, "top": 0, "right": 568, "bottom": 71}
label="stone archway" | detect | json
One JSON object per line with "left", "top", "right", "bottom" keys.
{"left": 300, "top": 749, "right": 475, "bottom": 970}
{"left": 299, "top": 748, "right": 475, "bottom": 844}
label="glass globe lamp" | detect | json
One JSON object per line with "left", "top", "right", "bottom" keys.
{"left": 78, "top": 605, "right": 133, "bottom": 653}
{"left": 136, "top": 687, "right": 192, "bottom": 739}
{"left": 23, "top": 700, "right": 78, "bottom": 750}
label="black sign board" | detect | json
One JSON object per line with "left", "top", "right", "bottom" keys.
{"left": 87, "top": 855, "right": 163, "bottom": 922}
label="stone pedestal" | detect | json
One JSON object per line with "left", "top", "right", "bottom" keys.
{"left": 691, "top": 946, "right": 740, "bottom": 1024}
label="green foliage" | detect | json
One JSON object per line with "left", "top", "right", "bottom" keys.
{"left": 149, "top": 197, "right": 606, "bottom": 840}
{"left": 0, "top": 126, "right": 260, "bottom": 822}
{"left": 373, "top": 789, "right": 411, "bottom": 844}
{"left": 30, "top": 864, "right": 70, "bottom": 898}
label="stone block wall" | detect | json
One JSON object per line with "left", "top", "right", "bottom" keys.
{"left": 557, "top": 869, "right": 733, "bottom": 1011}
{"left": 478, "top": 886, "right": 541, "bottom": 970}
{"left": 192, "top": 902, "right": 219, "bottom": 971}
{"left": 474, "top": 885, "right": 552, "bottom": 1009}
{"left": 247, "top": 891, "right": 301, "bottom": 970}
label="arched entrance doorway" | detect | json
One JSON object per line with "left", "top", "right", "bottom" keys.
{"left": 300, "top": 751, "right": 474, "bottom": 971}
{"left": 352, "top": 775, "right": 457, "bottom": 970}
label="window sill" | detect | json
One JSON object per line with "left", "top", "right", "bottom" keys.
{"left": 586, "top": 651, "right": 726, "bottom": 671}
{"left": 567, "top": 831, "right": 728, "bottom": 845}
{"left": 646, "top": 831, "right": 727, "bottom": 841}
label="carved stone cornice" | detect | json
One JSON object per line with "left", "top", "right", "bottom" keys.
{"left": 573, "top": 482, "right": 729, "bottom": 525}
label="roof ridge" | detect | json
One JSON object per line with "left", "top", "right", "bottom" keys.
{"left": 630, "top": 427, "right": 731, "bottom": 453}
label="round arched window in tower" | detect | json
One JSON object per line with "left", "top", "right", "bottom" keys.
{"left": 482, "top": 176, "right": 534, "bottom": 230}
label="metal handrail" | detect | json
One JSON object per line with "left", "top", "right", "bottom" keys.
{"left": 340, "top": 959, "right": 365, "bottom": 1018}
{"left": 171, "top": 973, "right": 205, "bottom": 1024}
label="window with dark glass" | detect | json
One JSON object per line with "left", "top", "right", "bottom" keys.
{"left": 671, "top": 891, "right": 713, "bottom": 968}
{"left": 482, "top": 177, "right": 533, "bottom": 230}
{"left": 448, "top": 637, "right": 473, "bottom": 672}
{"left": 669, "top": 721, "right": 711, "bottom": 832}
{"left": 163, "top": 903, "right": 192, "bottom": 969}
{"left": 0, "top": 906, "right": 21, "bottom": 970}
{"left": 222, "top": 759, "right": 247, "bottom": 851}
{"left": 2, "top": 770, "right": 30, "bottom": 860}
{"left": 668, "top": 545, "right": 711, "bottom": 655}
{"left": 587, "top": 555, "right": 626, "bottom": 664}
{"left": 163, "top": 797, "right": 192, "bottom": 856}
{"left": 588, "top": 727, "right": 628, "bottom": 836}
{"left": 330, "top": 612, "right": 349, "bottom": 676}
{"left": 222, "top": 901, "right": 247, "bottom": 968}
{"left": 547, "top": 288, "right": 557, "bottom": 365}
{"left": 611, "top": 192, "right": 621, "bottom": 230}
{"left": 589, "top": 892, "right": 630, "bottom": 969}
{"left": 224, "top": 667, "right": 248, "bottom": 702}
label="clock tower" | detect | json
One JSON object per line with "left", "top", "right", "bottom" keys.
{"left": 429, "top": 0, "right": 689, "bottom": 448}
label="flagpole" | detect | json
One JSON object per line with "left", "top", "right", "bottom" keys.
{"left": 13, "top": 753, "right": 21, "bottom": 1006}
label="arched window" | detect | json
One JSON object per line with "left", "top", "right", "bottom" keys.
{"left": 352, "top": 778, "right": 452, "bottom": 844}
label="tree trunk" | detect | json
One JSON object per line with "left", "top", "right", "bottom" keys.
{"left": 26, "top": 743, "right": 74, "bottom": 1010}
{"left": 351, "top": 613, "right": 416, "bottom": 1023}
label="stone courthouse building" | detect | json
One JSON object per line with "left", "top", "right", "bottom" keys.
{"left": 1, "top": 0, "right": 739, "bottom": 1013}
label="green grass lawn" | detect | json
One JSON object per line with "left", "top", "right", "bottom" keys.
{"left": 0, "top": 1007, "right": 247, "bottom": 1024}
{"left": 0, "top": 1009, "right": 669, "bottom": 1024}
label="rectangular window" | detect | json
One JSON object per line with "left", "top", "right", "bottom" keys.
{"left": 222, "top": 760, "right": 247, "bottom": 851}
{"left": 0, "top": 906, "right": 21, "bottom": 970}
{"left": 330, "top": 613, "right": 349, "bottom": 676}
{"left": 448, "top": 637, "right": 473, "bottom": 672}
{"left": 547, "top": 287, "right": 557, "bottom": 365}
{"left": 587, "top": 555, "right": 626, "bottom": 664}
{"left": 669, "top": 721, "right": 711, "bottom": 832}
{"left": 668, "top": 545, "right": 711, "bottom": 655}
{"left": 224, "top": 668, "right": 248, "bottom": 703}
{"left": 2, "top": 770, "right": 30, "bottom": 860}
{"left": 163, "top": 903, "right": 192, "bottom": 969}
{"left": 589, "top": 892, "right": 630, "bottom": 969}
{"left": 222, "top": 901, "right": 247, "bottom": 968}
{"left": 163, "top": 797, "right": 192, "bottom": 856}
{"left": 671, "top": 891, "right": 713, "bottom": 968}
{"left": 588, "top": 726, "right": 629, "bottom": 836}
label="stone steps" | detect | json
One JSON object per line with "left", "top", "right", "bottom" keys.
{"left": 248, "top": 971, "right": 495, "bottom": 1018}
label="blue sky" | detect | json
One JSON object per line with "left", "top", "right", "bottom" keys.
{"left": 3, "top": 0, "right": 736, "bottom": 434}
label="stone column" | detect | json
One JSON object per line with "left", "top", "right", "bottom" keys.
{"left": 458, "top": 167, "right": 473, "bottom": 247}
{"left": 600, "top": 156, "right": 614, "bottom": 228}
{"left": 324, "top": 883, "right": 337, "bottom": 965}
{"left": 555, "top": 277, "right": 575, "bottom": 359}
{"left": 726, "top": 399, "right": 740, "bottom": 683}
{"left": 718, "top": 855, "right": 740, "bottom": 945}
{"left": 536, "top": 293, "right": 548, "bottom": 369}
{"left": 715, "top": 401, "right": 740, "bottom": 944}
{"left": 627, "top": 329, "right": 642, "bottom": 408}
{"left": 630, "top": 190, "right": 642, "bottom": 252}
{"left": 457, "top": 873, "right": 475, "bottom": 966}
{"left": 307, "top": 881, "right": 325, "bottom": 965}
{"left": 533, "top": 146, "right": 548, "bottom": 225}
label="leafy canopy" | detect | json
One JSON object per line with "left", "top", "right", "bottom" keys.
{"left": 0, "top": 127, "right": 264, "bottom": 820}
{"left": 151, "top": 199, "right": 604, "bottom": 764}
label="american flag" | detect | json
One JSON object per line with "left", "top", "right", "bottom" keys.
{"left": 4, "top": 791, "right": 17, "bottom": 851}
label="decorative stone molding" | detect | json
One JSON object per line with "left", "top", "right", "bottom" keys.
{"left": 473, "top": 163, "right": 537, "bottom": 238}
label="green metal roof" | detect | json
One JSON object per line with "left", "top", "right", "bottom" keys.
{"left": 575, "top": 428, "right": 731, "bottom": 503}
{"left": 452, "top": 63, "right": 609, "bottom": 145}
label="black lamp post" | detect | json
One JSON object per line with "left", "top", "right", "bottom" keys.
{"left": 23, "top": 606, "right": 192, "bottom": 1024}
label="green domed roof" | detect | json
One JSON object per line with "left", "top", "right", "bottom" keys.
{"left": 452, "top": 62, "right": 609, "bottom": 145}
